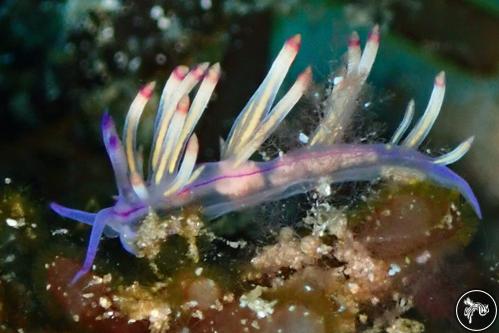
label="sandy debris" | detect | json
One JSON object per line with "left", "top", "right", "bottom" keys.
{"left": 334, "top": 231, "right": 391, "bottom": 302}
{"left": 251, "top": 227, "right": 332, "bottom": 273}
{"left": 239, "top": 286, "right": 277, "bottom": 319}
{"left": 114, "top": 281, "right": 172, "bottom": 333}
{"left": 303, "top": 203, "right": 348, "bottom": 237}
{"left": 134, "top": 211, "right": 203, "bottom": 261}
{"left": 385, "top": 318, "right": 424, "bottom": 333}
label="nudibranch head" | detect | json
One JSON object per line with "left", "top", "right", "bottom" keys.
{"left": 51, "top": 26, "right": 480, "bottom": 284}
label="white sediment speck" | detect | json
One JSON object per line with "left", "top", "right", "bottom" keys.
{"left": 415, "top": 250, "right": 431, "bottom": 264}
{"left": 225, "top": 239, "right": 247, "bottom": 249}
{"left": 101, "top": 0, "right": 121, "bottom": 11}
{"left": 347, "top": 282, "right": 359, "bottom": 294}
{"left": 4, "top": 254, "right": 15, "bottom": 263}
{"left": 239, "top": 287, "right": 277, "bottom": 319}
{"left": 100, "top": 26, "right": 114, "bottom": 41}
{"left": 99, "top": 296, "right": 112, "bottom": 309}
{"left": 150, "top": 5, "right": 164, "bottom": 19}
{"left": 114, "top": 51, "right": 128, "bottom": 68}
{"left": 6, "top": 218, "right": 25, "bottom": 229}
{"left": 333, "top": 76, "right": 343, "bottom": 85}
{"left": 6, "top": 218, "right": 17, "bottom": 227}
{"left": 51, "top": 228, "right": 69, "bottom": 236}
{"left": 4, "top": 177, "right": 11, "bottom": 184}
{"left": 200, "top": 0, "right": 212, "bottom": 10}
{"left": 388, "top": 263, "right": 401, "bottom": 276}
{"left": 316, "top": 182, "right": 331, "bottom": 197}
{"left": 157, "top": 17, "right": 171, "bottom": 30}
{"left": 298, "top": 132, "right": 309, "bottom": 144}
{"left": 155, "top": 53, "right": 167, "bottom": 65}
{"left": 128, "top": 57, "right": 141, "bottom": 72}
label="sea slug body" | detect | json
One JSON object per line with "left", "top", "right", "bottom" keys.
{"left": 51, "top": 26, "right": 481, "bottom": 284}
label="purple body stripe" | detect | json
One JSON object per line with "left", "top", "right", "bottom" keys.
{"left": 114, "top": 204, "right": 146, "bottom": 218}
{"left": 178, "top": 164, "right": 278, "bottom": 194}
{"left": 178, "top": 146, "right": 390, "bottom": 194}
{"left": 174, "top": 145, "right": 480, "bottom": 220}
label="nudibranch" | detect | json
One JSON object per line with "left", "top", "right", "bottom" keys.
{"left": 51, "top": 26, "right": 481, "bottom": 284}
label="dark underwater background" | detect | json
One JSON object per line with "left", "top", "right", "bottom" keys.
{"left": 0, "top": 0, "right": 498, "bottom": 332}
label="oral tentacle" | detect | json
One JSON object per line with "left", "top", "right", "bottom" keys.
{"left": 50, "top": 202, "right": 96, "bottom": 225}
{"left": 70, "top": 208, "right": 113, "bottom": 285}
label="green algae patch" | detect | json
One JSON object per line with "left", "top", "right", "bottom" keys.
{"left": 0, "top": 184, "right": 50, "bottom": 331}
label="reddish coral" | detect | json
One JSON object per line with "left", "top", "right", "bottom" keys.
{"left": 46, "top": 257, "right": 148, "bottom": 333}
{"left": 354, "top": 186, "right": 474, "bottom": 260}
